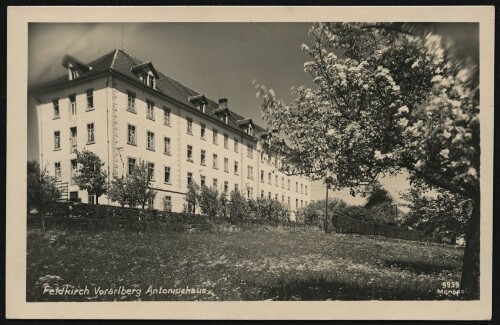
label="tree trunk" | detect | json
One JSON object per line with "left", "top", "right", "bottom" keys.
{"left": 460, "top": 198, "right": 480, "bottom": 299}
{"left": 40, "top": 206, "right": 46, "bottom": 233}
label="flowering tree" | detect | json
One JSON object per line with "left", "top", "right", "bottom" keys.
{"left": 199, "top": 185, "right": 220, "bottom": 219}
{"left": 27, "top": 161, "right": 61, "bottom": 232}
{"left": 74, "top": 150, "right": 107, "bottom": 205}
{"left": 255, "top": 23, "right": 480, "bottom": 298}
{"left": 401, "top": 188, "right": 470, "bottom": 244}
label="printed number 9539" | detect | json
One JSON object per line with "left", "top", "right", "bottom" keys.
{"left": 442, "top": 281, "right": 460, "bottom": 289}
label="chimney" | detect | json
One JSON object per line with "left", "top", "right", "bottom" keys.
{"left": 218, "top": 98, "right": 228, "bottom": 109}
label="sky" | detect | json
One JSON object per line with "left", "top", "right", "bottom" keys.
{"left": 27, "top": 23, "right": 478, "bottom": 205}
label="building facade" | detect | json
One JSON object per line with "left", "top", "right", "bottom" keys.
{"left": 31, "top": 49, "right": 311, "bottom": 216}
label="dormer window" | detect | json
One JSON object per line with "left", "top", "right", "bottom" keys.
{"left": 247, "top": 124, "right": 254, "bottom": 136}
{"left": 63, "top": 55, "right": 90, "bottom": 81}
{"left": 131, "top": 61, "right": 159, "bottom": 89}
{"left": 69, "top": 68, "right": 78, "bottom": 80}
{"left": 188, "top": 94, "right": 208, "bottom": 113}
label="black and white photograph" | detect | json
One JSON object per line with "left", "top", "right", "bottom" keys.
{"left": 6, "top": 6, "right": 494, "bottom": 320}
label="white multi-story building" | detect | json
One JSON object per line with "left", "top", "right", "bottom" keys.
{"left": 31, "top": 49, "right": 311, "bottom": 215}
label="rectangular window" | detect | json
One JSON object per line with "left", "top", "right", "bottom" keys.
{"left": 288, "top": 179, "right": 290, "bottom": 190}
{"left": 213, "top": 129, "right": 218, "bottom": 144}
{"left": 268, "top": 192, "right": 271, "bottom": 199}
{"left": 200, "top": 123, "right": 206, "bottom": 139}
{"left": 234, "top": 138, "right": 239, "bottom": 152}
{"left": 282, "top": 195, "right": 285, "bottom": 203}
{"left": 212, "top": 154, "right": 218, "bottom": 169}
{"left": 187, "top": 117, "right": 193, "bottom": 134}
{"left": 247, "top": 144, "right": 253, "bottom": 158}
{"left": 247, "top": 187, "right": 253, "bottom": 200}
{"left": 187, "top": 145, "right": 193, "bottom": 161}
{"left": 164, "top": 137, "right": 171, "bottom": 155}
{"left": 261, "top": 153, "right": 265, "bottom": 163}
{"left": 147, "top": 131, "right": 155, "bottom": 150}
{"left": 147, "top": 196, "right": 154, "bottom": 209}
{"left": 268, "top": 173, "right": 272, "bottom": 185}
{"left": 163, "top": 107, "right": 171, "bottom": 126}
{"left": 281, "top": 177, "right": 284, "bottom": 188}
{"left": 234, "top": 184, "right": 239, "bottom": 192}
{"left": 301, "top": 184, "right": 304, "bottom": 194}
{"left": 54, "top": 162, "right": 61, "bottom": 181}
{"left": 71, "top": 159, "right": 78, "bottom": 184}
{"left": 127, "top": 124, "right": 136, "bottom": 145}
{"left": 164, "top": 196, "right": 172, "bottom": 212}
{"left": 89, "top": 194, "right": 96, "bottom": 205}
{"left": 275, "top": 175, "right": 278, "bottom": 187}
{"left": 148, "top": 74, "right": 155, "bottom": 89}
{"left": 200, "top": 175, "right": 206, "bottom": 187}
{"left": 201, "top": 150, "right": 206, "bottom": 165}
{"left": 146, "top": 99, "right": 155, "bottom": 120}
{"left": 164, "top": 166, "right": 171, "bottom": 184}
{"left": 234, "top": 161, "right": 239, "bottom": 175}
{"left": 261, "top": 170, "right": 264, "bottom": 183}
{"left": 305, "top": 185, "right": 308, "bottom": 195}
{"left": 187, "top": 172, "right": 193, "bottom": 186}
{"left": 128, "top": 157, "right": 136, "bottom": 175}
{"left": 53, "top": 100, "right": 60, "bottom": 118}
{"left": 87, "top": 123, "right": 95, "bottom": 144}
{"left": 127, "top": 92, "right": 136, "bottom": 112}
{"left": 147, "top": 162, "right": 155, "bottom": 181}
{"left": 247, "top": 166, "right": 253, "bottom": 179}
{"left": 70, "top": 127, "right": 77, "bottom": 150}
{"left": 224, "top": 133, "right": 229, "bottom": 148}
{"left": 54, "top": 131, "right": 61, "bottom": 150}
{"left": 275, "top": 193, "right": 278, "bottom": 201}
{"left": 301, "top": 200, "right": 304, "bottom": 208}
{"left": 86, "top": 89, "right": 94, "bottom": 110}
{"left": 296, "top": 182, "right": 299, "bottom": 193}
{"left": 261, "top": 190, "right": 265, "bottom": 198}
{"left": 296, "top": 199, "right": 299, "bottom": 208}
{"left": 69, "top": 95, "right": 76, "bottom": 115}
{"left": 224, "top": 181, "right": 229, "bottom": 193}
{"left": 213, "top": 178, "right": 218, "bottom": 189}
{"left": 224, "top": 157, "right": 229, "bottom": 172}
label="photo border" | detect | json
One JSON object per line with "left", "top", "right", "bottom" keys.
{"left": 6, "top": 5, "right": 494, "bottom": 320}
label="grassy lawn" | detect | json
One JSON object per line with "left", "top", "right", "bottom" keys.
{"left": 27, "top": 226, "right": 463, "bottom": 301}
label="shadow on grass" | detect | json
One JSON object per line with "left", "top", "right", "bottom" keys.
{"left": 383, "top": 259, "right": 460, "bottom": 275}
{"left": 245, "top": 276, "right": 463, "bottom": 301}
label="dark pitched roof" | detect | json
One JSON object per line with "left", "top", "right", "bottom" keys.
{"left": 33, "top": 49, "right": 270, "bottom": 138}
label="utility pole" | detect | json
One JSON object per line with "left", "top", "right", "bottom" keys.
{"left": 324, "top": 176, "right": 333, "bottom": 234}
{"left": 325, "top": 184, "right": 329, "bottom": 233}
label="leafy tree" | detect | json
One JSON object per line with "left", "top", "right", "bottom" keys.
{"left": 27, "top": 161, "right": 61, "bottom": 231}
{"left": 74, "top": 150, "right": 107, "bottom": 204}
{"left": 364, "top": 182, "right": 393, "bottom": 209}
{"left": 199, "top": 185, "right": 220, "bottom": 219}
{"left": 228, "top": 190, "right": 248, "bottom": 224}
{"left": 402, "top": 188, "right": 470, "bottom": 244}
{"left": 129, "top": 160, "right": 156, "bottom": 209}
{"left": 255, "top": 23, "right": 480, "bottom": 298}
{"left": 107, "top": 175, "right": 128, "bottom": 207}
{"left": 185, "top": 182, "right": 200, "bottom": 214}
{"left": 218, "top": 191, "right": 229, "bottom": 219}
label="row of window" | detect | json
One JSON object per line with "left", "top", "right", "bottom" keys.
{"left": 258, "top": 171, "right": 308, "bottom": 194}
{"left": 54, "top": 158, "right": 307, "bottom": 209}
{"left": 126, "top": 92, "right": 255, "bottom": 157}
{"left": 53, "top": 89, "right": 94, "bottom": 119}
{"left": 53, "top": 123, "right": 95, "bottom": 150}
{"left": 258, "top": 190, "right": 308, "bottom": 208}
